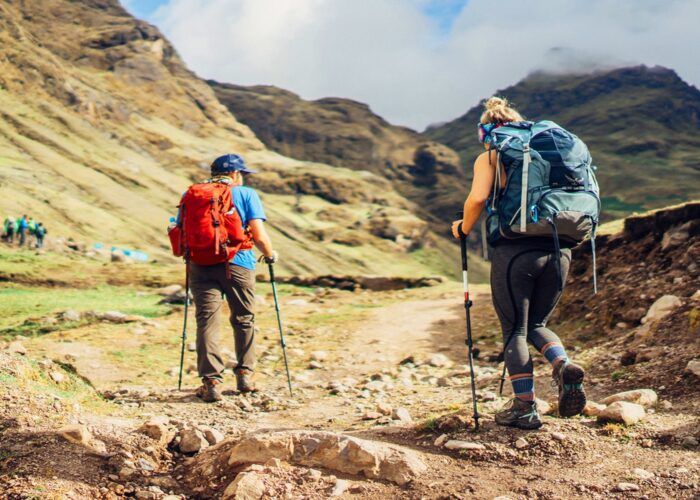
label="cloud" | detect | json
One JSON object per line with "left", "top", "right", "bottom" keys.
{"left": 151, "top": 0, "right": 700, "bottom": 130}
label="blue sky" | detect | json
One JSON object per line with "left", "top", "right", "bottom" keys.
{"left": 122, "top": 0, "right": 468, "bottom": 34}
{"left": 121, "top": 0, "right": 166, "bottom": 19}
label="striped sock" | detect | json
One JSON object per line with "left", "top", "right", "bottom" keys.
{"left": 509, "top": 373, "right": 535, "bottom": 401}
{"left": 541, "top": 342, "right": 568, "bottom": 367}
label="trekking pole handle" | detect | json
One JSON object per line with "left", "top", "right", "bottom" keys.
{"left": 456, "top": 211, "right": 469, "bottom": 301}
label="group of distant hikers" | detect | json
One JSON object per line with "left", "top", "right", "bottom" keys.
{"left": 2, "top": 215, "right": 48, "bottom": 248}
{"left": 170, "top": 97, "right": 600, "bottom": 431}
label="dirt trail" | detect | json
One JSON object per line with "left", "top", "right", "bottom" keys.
{"left": 345, "top": 297, "right": 462, "bottom": 370}
{"left": 3, "top": 283, "right": 699, "bottom": 499}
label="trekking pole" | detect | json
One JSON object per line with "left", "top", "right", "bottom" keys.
{"left": 268, "top": 263, "right": 294, "bottom": 397}
{"left": 177, "top": 261, "right": 190, "bottom": 391}
{"left": 498, "top": 336, "right": 512, "bottom": 395}
{"left": 457, "top": 215, "right": 480, "bottom": 431}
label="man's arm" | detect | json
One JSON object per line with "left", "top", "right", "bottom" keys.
{"left": 248, "top": 219, "right": 275, "bottom": 258}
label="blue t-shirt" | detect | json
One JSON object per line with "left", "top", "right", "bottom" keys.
{"left": 231, "top": 186, "right": 266, "bottom": 270}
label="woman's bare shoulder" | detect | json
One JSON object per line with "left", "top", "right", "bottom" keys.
{"left": 474, "top": 150, "right": 494, "bottom": 169}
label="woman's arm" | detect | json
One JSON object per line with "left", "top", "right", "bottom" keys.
{"left": 451, "top": 151, "right": 496, "bottom": 238}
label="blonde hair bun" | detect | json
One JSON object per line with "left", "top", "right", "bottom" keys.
{"left": 480, "top": 96, "right": 524, "bottom": 124}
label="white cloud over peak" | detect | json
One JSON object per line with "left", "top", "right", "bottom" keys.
{"left": 149, "top": 0, "right": 700, "bottom": 130}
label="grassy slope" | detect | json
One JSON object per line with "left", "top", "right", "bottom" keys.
{"left": 0, "top": 0, "right": 486, "bottom": 280}
{"left": 209, "top": 82, "right": 471, "bottom": 229}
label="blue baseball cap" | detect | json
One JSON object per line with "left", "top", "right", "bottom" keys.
{"left": 210, "top": 154, "right": 257, "bottom": 175}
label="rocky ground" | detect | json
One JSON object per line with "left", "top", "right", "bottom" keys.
{"left": 1, "top": 274, "right": 698, "bottom": 499}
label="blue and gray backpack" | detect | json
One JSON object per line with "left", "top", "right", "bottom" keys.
{"left": 483, "top": 120, "right": 601, "bottom": 292}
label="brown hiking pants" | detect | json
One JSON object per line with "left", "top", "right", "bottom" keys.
{"left": 190, "top": 262, "right": 256, "bottom": 381}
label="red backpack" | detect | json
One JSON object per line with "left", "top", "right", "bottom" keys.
{"left": 169, "top": 181, "right": 252, "bottom": 265}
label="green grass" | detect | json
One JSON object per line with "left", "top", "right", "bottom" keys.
{"left": 601, "top": 196, "right": 645, "bottom": 214}
{"left": 0, "top": 285, "right": 170, "bottom": 332}
{"left": 0, "top": 354, "right": 111, "bottom": 414}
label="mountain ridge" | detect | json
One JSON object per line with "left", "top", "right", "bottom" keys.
{"left": 426, "top": 65, "right": 700, "bottom": 219}
{"left": 0, "top": 0, "right": 476, "bottom": 278}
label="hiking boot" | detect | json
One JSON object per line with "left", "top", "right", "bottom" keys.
{"left": 195, "top": 378, "right": 222, "bottom": 403}
{"left": 235, "top": 369, "right": 256, "bottom": 393}
{"left": 495, "top": 398, "right": 543, "bottom": 430}
{"left": 553, "top": 361, "right": 586, "bottom": 417}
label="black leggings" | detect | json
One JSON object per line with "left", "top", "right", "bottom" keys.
{"left": 490, "top": 241, "right": 571, "bottom": 385}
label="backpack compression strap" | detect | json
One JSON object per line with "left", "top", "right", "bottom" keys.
{"left": 520, "top": 142, "right": 531, "bottom": 233}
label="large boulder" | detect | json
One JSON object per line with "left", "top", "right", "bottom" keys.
{"left": 597, "top": 401, "right": 646, "bottom": 425}
{"left": 601, "top": 389, "right": 658, "bottom": 409}
{"left": 641, "top": 295, "right": 682, "bottom": 324}
{"left": 226, "top": 430, "right": 426, "bottom": 485}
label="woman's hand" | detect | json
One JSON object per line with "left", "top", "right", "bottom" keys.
{"left": 451, "top": 220, "right": 465, "bottom": 239}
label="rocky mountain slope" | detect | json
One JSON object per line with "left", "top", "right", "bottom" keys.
{"left": 555, "top": 201, "right": 699, "bottom": 398}
{"left": 0, "top": 0, "right": 479, "bottom": 278}
{"left": 209, "top": 82, "right": 467, "bottom": 225}
{"left": 426, "top": 66, "right": 700, "bottom": 220}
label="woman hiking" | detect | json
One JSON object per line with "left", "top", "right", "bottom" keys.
{"left": 451, "top": 97, "right": 588, "bottom": 430}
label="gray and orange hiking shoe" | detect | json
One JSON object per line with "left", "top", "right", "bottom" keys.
{"left": 495, "top": 398, "right": 543, "bottom": 430}
{"left": 554, "top": 361, "right": 586, "bottom": 417}
{"left": 196, "top": 378, "right": 222, "bottom": 403}
{"left": 235, "top": 369, "right": 257, "bottom": 393}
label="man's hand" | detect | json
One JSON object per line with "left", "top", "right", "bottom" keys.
{"left": 451, "top": 220, "right": 466, "bottom": 239}
{"left": 258, "top": 251, "right": 279, "bottom": 265}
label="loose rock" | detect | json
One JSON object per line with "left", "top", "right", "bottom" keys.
{"left": 444, "top": 440, "right": 485, "bottom": 451}
{"left": 535, "top": 398, "right": 552, "bottom": 415}
{"left": 685, "top": 359, "right": 700, "bottom": 377}
{"left": 615, "top": 482, "right": 640, "bottom": 492}
{"left": 514, "top": 438, "right": 528, "bottom": 449}
{"left": 179, "top": 429, "right": 209, "bottom": 454}
{"left": 331, "top": 479, "right": 348, "bottom": 497}
{"left": 222, "top": 472, "right": 265, "bottom": 500}
{"left": 58, "top": 425, "right": 92, "bottom": 447}
{"left": 601, "top": 389, "right": 658, "bottom": 409}
{"left": 392, "top": 407, "right": 412, "bottom": 423}
{"left": 427, "top": 353, "right": 452, "bottom": 368}
{"left": 203, "top": 427, "right": 225, "bottom": 445}
{"left": 434, "top": 434, "right": 448, "bottom": 447}
{"left": 631, "top": 468, "right": 654, "bottom": 480}
{"left": 551, "top": 432, "right": 566, "bottom": 442}
{"left": 138, "top": 421, "right": 172, "bottom": 446}
{"left": 597, "top": 401, "right": 645, "bottom": 425}
{"left": 641, "top": 295, "right": 681, "bottom": 324}
{"left": 376, "top": 402, "right": 392, "bottom": 416}
{"left": 583, "top": 401, "right": 606, "bottom": 417}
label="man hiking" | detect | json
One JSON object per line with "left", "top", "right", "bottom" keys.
{"left": 177, "top": 154, "right": 277, "bottom": 402}
{"left": 451, "top": 97, "right": 599, "bottom": 429}
{"left": 2, "top": 217, "right": 16, "bottom": 244}
{"left": 35, "top": 222, "right": 47, "bottom": 249}
{"left": 17, "top": 215, "right": 29, "bottom": 246}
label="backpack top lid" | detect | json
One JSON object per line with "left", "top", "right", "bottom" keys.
{"left": 489, "top": 120, "right": 563, "bottom": 150}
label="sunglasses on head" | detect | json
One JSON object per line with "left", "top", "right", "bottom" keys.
{"left": 477, "top": 122, "right": 500, "bottom": 144}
